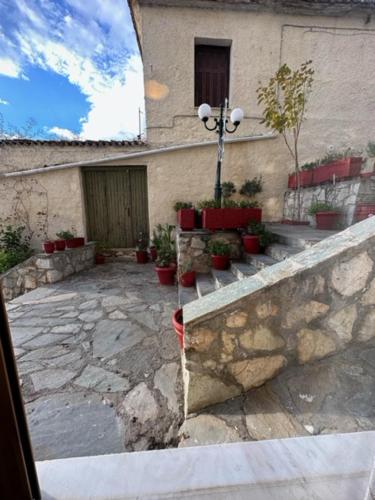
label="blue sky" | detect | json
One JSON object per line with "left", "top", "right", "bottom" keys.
{"left": 0, "top": 0, "right": 144, "bottom": 140}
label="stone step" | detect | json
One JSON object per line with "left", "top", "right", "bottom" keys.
{"left": 178, "top": 285, "right": 199, "bottom": 307}
{"left": 230, "top": 262, "right": 258, "bottom": 280}
{"left": 246, "top": 253, "right": 277, "bottom": 270}
{"left": 211, "top": 269, "right": 238, "bottom": 290}
{"left": 196, "top": 274, "right": 216, "bottom": 298}
{"left": 267, "top": 223, "right": 338, "bottom": 250}
{"left": 265, "top": 243, "right": 300, "bottom": 262}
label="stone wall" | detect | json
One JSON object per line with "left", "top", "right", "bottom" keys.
{"left": 1, "top": 243, "right": 95, "bottom": 301}
{"left": 284, "top": 173, "right": 375, "bottom": 226}
{"left": 183, "top": 217, "right": 375, "bottom": 413}
{"left": 176, "top": 230, "right": 242, "bottom": 275}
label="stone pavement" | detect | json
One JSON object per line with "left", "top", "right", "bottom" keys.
{"left": 179, "top": 339, "right": 375, "bottom": 447}
{"left": 7, "top": 260, "right": 184, "bottom": 460}
{"left": 7, "top": 260, "right": 375, "bottom": 458}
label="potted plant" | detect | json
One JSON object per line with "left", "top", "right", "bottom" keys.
{"left": 135, "top": 232, "right": 149, "bottom": 264}
{"left": 174, "top": 202, "right": 195, "bottom": 231}
{"left": 208, "top": 240, "right": 231, "bottom": 270}
{"left": 308, "top": 202, "right": 341, "bottom": 230}
{"left": 154, "top": 224, "right": 177, "bottom": 285}
{"left": 95, "top": 241, "right": 106, "bottom": 265}
{"left": 199, "top": 197, "right": 262, "bottom": 230}
{"left": 54, "top": 232, "right": 66, "bottom": 251}
{"left": 56, "top": 230, "right": 75, "bottom": 249}
{"left": 312, "top": 150, "right": 363, "bottom": 185}
{"left": 149, "top": 238, "right": 157, "bottom": 262}
{"left": 288, "top": 161, "right": 316, "bottom": 189}
{"left": 179, "top": 259, "right": 196, "bottom": 287}
{"left": 172, "top": 308, "right": 184, "bottom": 349}
{"left": 43, "top": 240, "right": 55, "bottom": 254}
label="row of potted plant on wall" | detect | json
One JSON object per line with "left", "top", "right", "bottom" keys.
{"left": 288, "top": 151, "right": 363, "bottom": 189}
{"left": 43, "top": 231, "right": 85, "bottom": 254}
{"left": 175, "top": 177, "right": 263, "bottom": 231}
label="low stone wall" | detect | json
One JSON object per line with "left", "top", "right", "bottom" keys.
{"left": 284, "top": 174, "right": 375, "bottom": 226}
{"left": 1, "top": 243, "right": 95, "bottom": 301}
{"left": 183, "top": 217, "right": 375, "bottom": 413}
{"left": 176, "top": 230, "right": 242, "bottom": 275}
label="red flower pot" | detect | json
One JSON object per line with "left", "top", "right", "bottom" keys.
{"left": 312, "top": 164, "right": 331, "bottom": 185}
{"left": 313, "top": 158, "right": 362, "bottom": 185}
{"left": 65, "top": 239, "right": 76, "bottom": 249}
{"left": 43, "top": 241, "right": 55, "bottom": 254}
{"left": 211, "top": 254, "right": 230, "bottom": 270}
{"left": 75, "top": 237, "right": 85, "bottom": 247}
{"left": 136, "top": 250, "right": 148, "bottom": 264}
{"left": 172, "top": 308, "right": 184, "bottom": 349}
{"left": 178, "top": 208, "right": 195, "bottom": 231}
{"left": 149, "top": 246, "right": 157, "bottom": 262}
{"left": 156, "top": 266, "right": 176, "bottom": 285}
{"left": 95, "top": 254, "right": 105, "bottom": 265}
{"left": 202, "top": 208, "right": 262, "bottom": 230}
{"left": 288, "top": 171, "right": 313, "bottom": 189}
{"left": 54, "top": 239, "right": 66, "bottom": 251}
{"left": 180, "top": 271, "right": 196, "bottom": 287}
{"left": 242, "top": 235, "right": 260, "bottom": 254}
{"left": 315, "top": 212, "right": 340, "bottom": 230}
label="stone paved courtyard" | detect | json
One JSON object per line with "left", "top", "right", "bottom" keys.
{"left": 7, "top": 259, "right": 184, "bottom": 460}
{"left": 6, "top": 260, "right": 375, "bottom": 459}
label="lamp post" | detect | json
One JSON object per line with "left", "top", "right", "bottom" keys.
{"left": 198, "top": 98, "right": 244, "bottom": 206}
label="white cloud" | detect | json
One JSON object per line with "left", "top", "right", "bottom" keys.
{"left": 0, "top": 98, "right": 9, "bottom": 105}
{"left": 48, "top": 126, "right": 77, "bottom": 140}
{"left": 0, "top": 57, "right": 22, "bottom": 78}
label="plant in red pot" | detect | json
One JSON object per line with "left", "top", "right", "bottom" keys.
{"left": 54, "top": 232, "right": 66, "bottom": 251}
{"left": 149, "top": 238, "right": 157, "bottom": 262}
{"left": 57, "top": 230, "right": 76, "bottom": 249}
{"left": 154, "top": 224, "right": 177, "bottom": 285}
{"left": 308, "top": 202, "right": 341, "bottom": 230}
{"left": 135, "top": 232, "right": 149, "bottom": 264}
{"left": 179, "top": 259, "right": 196, "bottom": 288}
{"left": 43, "top": 240, "right": 55, "bottom": 254}
{"left": 95, "top": 241, "right": 106, "bottom": 265}
{"left": 208, "top": 239, "right": 231, "bottom": 270}
{"left": 174, "top": 201, "right": 195, "bottom": 231}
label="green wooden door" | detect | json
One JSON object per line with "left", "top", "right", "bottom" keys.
{"left": 83, "top": 166, "right": 148, "bottom": 248}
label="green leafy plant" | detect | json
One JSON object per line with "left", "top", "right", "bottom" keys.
{"left": 222, "top": 199, "right": 238, "bottom": 208}
{"left": 56, "top": 230, "right": 75, "bottom": 240}
{"left": 136, "top": 232, "right": 149, "bottom": 251}
{"left": 367, "top": 141, "right": 375, "bottom": 158}
{"left": 257, "top": 60, "right": 314, "bottom": 220}
{"left": 238, "top": 200, "right": 260, "bottom": 208}
{"left": 197, "top": 199, "right": 221, "bottom": 209}
{"left": 173, "top": 201, "right": 193, "bottom": 212}
{"left": 0, "top": 225, "right": 33, "bottom": 273}
{"left": 239, "top": 177, "right": 263, "bottom": 198}
{"left": 95, "top": 241, "right": 108, "bottom": 254}
{"left": 207, "top": 240, "right": 230, "bottom": 256}
{"left": 153, "top": 224, "right": 176, "bottom": 267}
{"left": 308, "top": 202, "right": 339, "bottom": 215}
{"left": 222, "top": 181, "right": 236, "bottom": 199}
{"left": 301, "top": 161, "right": 318, "bottom": 171}
{"left": 245, "top": 221, "right": 277, "bottom": 250}
{"left": 180, "top": 259, "right": 193, "bottom": 274}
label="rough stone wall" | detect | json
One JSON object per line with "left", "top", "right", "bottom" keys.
{"left": 176, "top": 230, "right": 242, "bottom": 275}
{"left": 284, "top": 174, "right": 375, "bottom": 226}
{"left": 183, "top": 217, "right": 375, "bottom": 413}
{"left": 1, "top": 243, "right": 95, "bottom": 301}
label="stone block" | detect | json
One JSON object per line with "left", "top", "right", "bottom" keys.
{"left": 358, "top": 310, "right": 375, "bottom": 342}
{"left": 283, "top": 300, "right": 329, "bottom": 329}
{"left": 228, "top": 355, "right": 286, "bottom": 391}
{"left": 191, "top": 237, "right": 206, "bottom": 250}
{"left": 186, "top": 372, "right": 241, "bottom": 413}
{"left": 35, "top": 258, "right": 54, "bottom": 270}
{"left": 226, "top": 311, "right": 248, "bottom": 328}
{"left": 46, "top": 270, "right": 64, "bottom": 283}
{"left": 186, "top": 327, "right": 218, "bottom": 352}
{"left": 326, "top": 304, "right": 357, "bottom": 343}
{"left": 297, "top": 328, "right": 336, "bottom": 364}
{"left": 239, "top": 326, "right": 285, "bottom": 352}
{"left": 331, "top": 252, "right": 373, "bottom": 297}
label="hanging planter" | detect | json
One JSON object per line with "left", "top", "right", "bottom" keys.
{"left": 172, "top": 308, "right": 184, "bottom": 349}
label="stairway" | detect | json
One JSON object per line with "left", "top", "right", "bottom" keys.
{"left": 178, "top": 224, "right": 337, "bottom": 307}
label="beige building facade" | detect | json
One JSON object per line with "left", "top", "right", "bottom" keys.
{"left": 1, "top": 0, "right": 375, "bottom": 247}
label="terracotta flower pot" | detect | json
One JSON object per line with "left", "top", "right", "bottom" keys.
{"left": 43, "top": 241, "right": 55, "bottom": 254}
{"left": 54, "top": 239, "right": 66, "bottom": 251}
{"left": 95, "top": 254, "right": 105, "bottom": 265}
{"left": 180, "top": 270, "right": 196, "bottom": 287}
{"left": 211, "top": 254, "right": 230, "bottom": 270}
{"left": 155, "top": 266, "right": 176, "bottom": 285}
{"left": 172, "top": 308, "right": 184, "bottom": 349}
{"left": 136, "top": 250, "right": 148, "bottom": 264}
{"left": 242, "top": 235, "right": 260, "bottom": 254}
{"left": 315, "top": 211, "right": 340, "bottom": 230}
{"left": 149, "top": 246, "right": 157, "bottom": 262}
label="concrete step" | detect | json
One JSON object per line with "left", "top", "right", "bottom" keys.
{"left": 246, "top": 253, "right": 277, "bottom": 270}
{"left": 178, "top": 285, "right": 198, "bottom": 307}
{"left": 196, "top": 274, "right": 216, "bottom": 298}
{"left": 266, "top": 223, "right": 338, "bottom": 250}
{"left": 231, "top": 262, "right": 258, "bottom": 280}
{"left": 212, "top": 269, "right": 238, "bottom": 290}
{"left": 265, "top": 243, "right": 300, "bottom": 262}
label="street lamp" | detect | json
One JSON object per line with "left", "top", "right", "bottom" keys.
{"left": 198, "top": 98, "right": 244, "bottom": 205}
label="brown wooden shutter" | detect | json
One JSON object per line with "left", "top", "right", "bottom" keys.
{"left": 195, "top": 45, "right": 230, "bottom": 107}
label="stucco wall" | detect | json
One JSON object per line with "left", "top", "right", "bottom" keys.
{"left": 140, "top": 5, "right": 375, "bottom": 163}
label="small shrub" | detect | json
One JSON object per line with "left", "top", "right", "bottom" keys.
{"left": 153, "top": 224, "right": 176, "bottom": 266}
{"left": 56, "top": 230, "right": 75, "bottom": 240}
{"left": 239, "top": 177, "right": 263, "bottom": 198}
{"left": 222, "top": 181, "right": 236, "bottom": 199}
{"left": 222, "top": 199, "right": 238, "bottom": 208}
{"left": 136, "top": 232, "right": 148, "bottom": 251}
{"left": 308, "top": 202, "right": 338, "bottom": 215}
{"left": 238, "top": 200, "right": 260, "bottom": 208}
{"left": 0, "top": 225, "right": 32, "bottom": 273}
{"left": 301, "top": 161, "right": 318, "bottom": 171}
{"left": 173, "top": 201, "right": 193, "bottom": 212}
{"left": 207, "top": 240, "right": 230, "bottom": 256}
{"left": 197, "top": 199, "right": 221, "bottom": 209}
{"left": 246, "top": 221, "right": 277, "bottom": 249}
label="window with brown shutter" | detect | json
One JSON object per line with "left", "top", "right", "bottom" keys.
{"left": 195, "top": 45, "right": 230, "bottom": 107}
